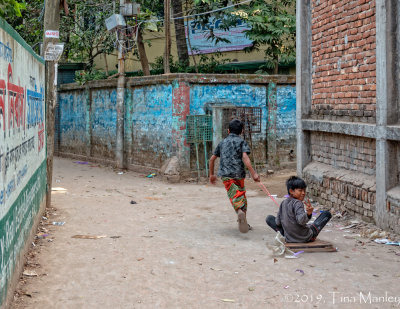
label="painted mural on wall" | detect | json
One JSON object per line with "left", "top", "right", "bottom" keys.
{"left": 185, "top": 18, "right": 253, "bottom": 55}
{"left": 0, "top": 20, "right": 46, "bottom": 304}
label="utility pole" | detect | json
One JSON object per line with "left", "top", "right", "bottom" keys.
{"left": 43, "top": 0, "right": 61, "bottom": 208}
{"left": 164, "top": 0, "right": 171, "bottom": 74}
{"left": 116, "top": 0, "right": 126, "bottom": 169}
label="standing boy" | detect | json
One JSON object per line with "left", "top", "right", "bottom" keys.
{"left": 209, "top": 119, "right": 260, "bottom": 233}
{"left": 266, "top": 176, "right": 332, "bottom": 242}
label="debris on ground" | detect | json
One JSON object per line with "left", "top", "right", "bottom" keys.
{"left": 130, "top": 200, "right": 137, "bottom": 204}
{"left": 71, "top": 235, "right": 107, "bottom": 239}
{"left": 36, "top": 233, "right": 49, "bottom": 239}
{"left": 52, "top": 222, "right": 65, "bottom": 226}
{"left": 73, "top": 161, "right": 89, "bottom": 165}
{"left": 221, "top": 299, "right": 235, "bottom": 303}
{"left": 295, "top": 269, "right": 305, "bottom": 276}
{"left": 374, "top": 239, "right": 400, "bottom": 246}
{"left": 22, "top": 270, "right": 38, "bottom": 277}
{"left": 267, "top": 232, "right": 297, "bottom": 258}
{"left": 146, "top": 173, "right": 156, "bottom": 178}
{"left": 51, "top": 187, "right": 67, "bottom": 192}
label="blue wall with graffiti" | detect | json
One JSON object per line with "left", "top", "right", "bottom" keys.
{"left": 56, "top": 77, "right": 296, "bottom": 170}
{"left": 127, "top": 84, "right": 174, "bottom": 167}
{"left": 277, "top": 85, "right": 296, "bottom": 143}
{"left": 91, "top": 89, "right": 117, "bottom": 160}
{"left": 58, "top": 91, "right": 87, "bottom": 154}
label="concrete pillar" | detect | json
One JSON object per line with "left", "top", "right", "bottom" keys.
{"left": 296, "top": 0, "right": 312, "bottom": 176}
{"left": 85, "top": 85, "right": 92, "bottom": 158}
{"left": 375, "top": 0, "right": 390, "bottom": 228}
{"left": 212, "top": 106, "right": 224, "bottom": 150}
{"left": 267, "top": 82, "right": 277, "bottom": 167}
{"left": 171, "top": 80, "right": 191, "bottom": 170}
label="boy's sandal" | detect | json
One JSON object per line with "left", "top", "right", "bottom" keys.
{"left": 237, "top": 210, "right": 249, "bottom": 233}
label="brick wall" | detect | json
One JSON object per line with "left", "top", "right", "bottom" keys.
{"left": 304, "top": 162, "right": 376, "bottom": 222}
{"left": 311, "top": 0, "right": 376, "bottom": 122}
{"left": 310, "top": 132, "right": 376, "bottom": 175}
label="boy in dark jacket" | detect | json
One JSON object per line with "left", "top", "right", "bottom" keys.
{"left": 266, "top": 176, "right": 331, "bottom": 243}
{"left": 209, "top": 119, "right": 260, "bottom": 233}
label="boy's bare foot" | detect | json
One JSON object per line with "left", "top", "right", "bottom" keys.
{"left": 237, "top": 209, "right": 249, "bottom": 233}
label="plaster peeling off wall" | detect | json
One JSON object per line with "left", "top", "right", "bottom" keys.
{"left": 190, "top": 84, "right": 268, "bottom": 166}
{"left": 276, "top": 85, "right": 296, "bottom": 160}
{"left": 190, "top": 83, "right": 267, "bottom": 137}
{"left": 91, "top": 89, "right": 117, "bottom": 160}
{"left": 58, "top": 91, "right": 87, "bottom": 155}
{"left": 129, "top": 84, "right": 173, "bottom": 168}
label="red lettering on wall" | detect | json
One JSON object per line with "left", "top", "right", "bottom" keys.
{"left": 0, "top": 79, "right": 5, "bottom": 131}
{"left": 7, "top": 64, "right": 25, "bottom": 131}
{"left": 38, "top": 123, "right": 44, "bottom": 152}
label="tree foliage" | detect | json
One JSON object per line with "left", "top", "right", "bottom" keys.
{"left": 5, "top": 0, "right": 42, "bottom": 50}
{"left": 5, "top": 0, "right": 116, "bottom": 72}
{"left": 0, "top": 0, "right": 26, "bottom": 17}
{"left": 190, "top": 0, "right": 296, "bottom": 73}
{"left": 60, "top": 0, "right": 116, "bottom": 71}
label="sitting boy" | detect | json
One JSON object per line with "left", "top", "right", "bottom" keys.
{"left": 266, "top": 176, "right": 332, "bottom": 243}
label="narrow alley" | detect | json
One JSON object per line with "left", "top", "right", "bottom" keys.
{"left": 11, "top": 158, "right": 400, "bottom": 308}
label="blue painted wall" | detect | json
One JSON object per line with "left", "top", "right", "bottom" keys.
{"left": 56, "top": 80, "right": 296, "bottom": 169}
{"left": 128, "top": 84, "right": 173, "bottom": 167}
{"left": 190, "top": 84, "right": 267, "bottom": 139}
{"left": 276, "top": 85, "right": 296, "bottom": 142}
{"left": 91, "top": 89, "right": 117, "bottom": 159}
{"left": 59, "top": 91, "right": 87, "bottom": 155}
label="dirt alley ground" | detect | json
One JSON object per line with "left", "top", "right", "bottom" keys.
{"left": 10, "top": 157, "right": 400, "bottom": 309}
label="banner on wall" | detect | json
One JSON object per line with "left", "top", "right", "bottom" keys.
{"left": 0, "top": 20, "right": 46, "bottom": 303}
{"left": 185, "top": 18, "right": 253, "bottom": 55}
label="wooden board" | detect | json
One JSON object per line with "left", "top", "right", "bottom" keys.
{"left": 285, "top": 239, "right": 337, "bottom": 252}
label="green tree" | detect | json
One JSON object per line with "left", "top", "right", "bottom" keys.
{"left": 172, "top": 0, "right": 189, "bottom": 66}
{"left": 0, "top": 0, "right": 26, "bottom": 17}
{"left": 5, "top": 0, "right": 115, "bottom": 73}
{"left": 238, "top": 0, "right": 295, "bottom": 74}
{"left": 60, "top": 0, "right": 115, "bottom": 71}
{"left": 190, "top": 0, "right": 296, "bottom": 74}
{"left": 4, "top": 0, "right": 42, "bottom": 50}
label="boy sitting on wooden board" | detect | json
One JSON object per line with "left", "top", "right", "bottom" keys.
{"left": 266, "top": 176, "right": 332, "bottom": 243}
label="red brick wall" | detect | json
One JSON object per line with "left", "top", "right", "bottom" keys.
{"left": 311, "top": 0, "right": 376, "bottom": 123}
{"left": 310, "top": 133, "right": 376, "bottom": 175}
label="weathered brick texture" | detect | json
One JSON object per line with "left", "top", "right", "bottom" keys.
{"left": 304, "top": 162, "right": 376, "bottom": 222}
{"left": 310, "top": 132, "right": 376, "bottom": 175}
{"left": 311, "top": 0, "right": 376, "bottom": 122}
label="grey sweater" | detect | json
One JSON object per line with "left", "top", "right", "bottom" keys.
{"left": 275, "top": 197, "right": 313, "bottom": 243}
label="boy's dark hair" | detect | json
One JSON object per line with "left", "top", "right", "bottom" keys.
{"left": 286, "top": 176, "right": 307, "bottom": 194}
{"left": 229, "top": 119, "right": 244, "bottom": 135}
